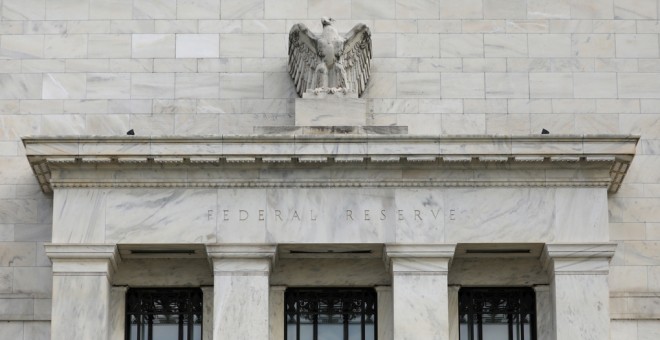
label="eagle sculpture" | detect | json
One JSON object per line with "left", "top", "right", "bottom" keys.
{"left": 288, "top": 17, "right": 372, "bottom": 97}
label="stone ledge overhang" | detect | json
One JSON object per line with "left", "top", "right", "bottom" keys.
{"left": 22, "top": 134, "right": 639, "bottom": 195}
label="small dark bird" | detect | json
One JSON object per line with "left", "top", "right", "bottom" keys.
{"left": 126, "top": 129, "right": 135, "bottom": 135}
{"left": 541, "top": 129, "right": 549, "bottom": 135}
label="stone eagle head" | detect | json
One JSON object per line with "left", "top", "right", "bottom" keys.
{"left": 321, "top": 17, "right": 335, "bottom": 27}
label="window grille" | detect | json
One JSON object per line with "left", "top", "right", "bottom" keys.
{"left": 285, "top": 288, "right": 377, "bottom": 340}
{"left": 125, "top": 288, "right": 203, "bottom": 340}
{"left": 459, "top": 287, "right": 536, "bottom": 340}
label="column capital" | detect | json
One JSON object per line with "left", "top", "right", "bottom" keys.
{"left": 542, "top": 243, "right": 617, "bottom": 275}
{"left": 384, "top": 244, "right": 456, "bottom": 258}
{"left": 45, "top": 243, "right": 120, "bottom": 278}
{"left": 206, "top": 243, "right": 277, "bottom": 260}
{"left": 206, "top": 244, "right": 277, "bottom": 274}
{"left": 384, "top": 244, "right": 456, "bottom": 275}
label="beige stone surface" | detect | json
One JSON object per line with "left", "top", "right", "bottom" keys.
{"left": 0, "top": 0, "right": 658, "bottom": 337}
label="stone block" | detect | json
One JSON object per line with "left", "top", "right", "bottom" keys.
{"left": 527, "top": 0, "right": 571, "bottom": 19}
{"left": 0, "top": 321, "right": 23, "bottom": 339}
{"left": 464, "top": 98, "right": 508, "bottom": 113}
{"left": 133, "top": 0, "right": 177, "bottom": 19}
{"left": 485, "top": 73, "right": 529, "bottom": 98}
{"left": 419, "top": 99, "right": 462, "bottom": 114}
{"left": 439, "top": 0, "right": 483, "bottom": 19}
{"left": 574, "top": 73, "right": 617, "bottom": 98}
{"left": 46, "top": 0, "right": 89, "bottom": 20}
{"left": 176, "top": 34, "right": 219, "bottom": 58}
{"left": 463, "top": 58, "right": 506, "bottom": 72}
{"left": 614, "top": 0, "right": 657, "bottom": 19}
{"left": 0, "top": 242, "right": 36, "bottom": 266}
{"left": 397, "top": 113, "right": 441, "bottom": 134}
{"left": 220, "top": 73, "right": 263, "bottom": 99}
{"left": 0, "top": 35, "right": 44, "bottom": 59}
{"left": 616, "top": 34, "right": 660, "bottom": 58}
{"left": 42, "top": 73, "right": 86, "bottom": 100}
{"left": 177, "top": 0, "right": 220, "bottom": 19}
{"left": 44, "top": 34, "right": 87, "bottom": 58}
{"left": 24, "top": 321, "right": 50, "bottom": 340}
{"left": 12, "top": 267, "right": 52, "bottom": 295}
{"left": 352, "top": 0, "right": 395, "bottom": 19}
{"left": 571, "top": 0, "right": 614, "bottom": 19}
{"left": 86, "top": 73, "right": 130, "bottom": 99}
{"left": 309, "top": 0, "right": 351, "bottom": 19}
{"left": 484, "top": 0, "right": 527, "bottom": 19}
{"left": 441, "top": 72, "right": 484, "bottom": 98}
{"left": 88, "top": 34, "right": 131, "bottom": 58}
{"left": 619, "top": 73, "right": 660, "bottom": 98}
{"left": 222, "top": 0, "right": 264, "bottom": 19}
{"left": 440, "top": 34, "right": 484, "bottom": 57}
{"left": 484, "top": 34, "right": 528, "bottom": 57}
{"left": 441, "top": 114, "right": 486, "bottom": 134}
{"left": 417, "top": 58, "right": 461, "bottom": 72}
{"left": 264, "top": 0, "right": 306, "bottom": 19}
{"left": 132, "top": 34, "right": 175, "bottom": 58}
{"left": 175, "top": 113, "right": 220, "bottom": 135}
{"left": 418, "top": 20, "right": 462, "bottom": 33}
{"left": 529, "top": 73, "right": 573, "bottom": 98}
{"left": 90, "top": 0, "right": 132, "bottom": 19}
{"left": 395, "top": 0, "right": 439, "bottom": 19}
{"left": 219, "top": 34, "right": 263, "bottom": 57}
{"left": 397, "top": 72, "right": 441, "bottom": 98}
{"left": 175, "top": 73, "right": 220, "bottom": 99}
{"left": 2, "top": 0, "right": 45, "bottom": 20}
{"left": 528, "top": 33, "right": 571, "bottom": 57}
{"left": 572, "top": 34, "right": 615, "bottom": 57}
{"left": 295, "top": 94, "right": 367, "bottom": 126}
{"left": 397, "top": 34, "right": 440, "bottom": 58}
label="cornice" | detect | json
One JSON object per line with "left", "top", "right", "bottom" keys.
{"left": 22, "top": 134, "right": 639, "bottom": 195}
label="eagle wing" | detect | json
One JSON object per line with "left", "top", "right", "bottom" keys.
{"left": 342, "top": 23, "right": 372, "bottom": 97}
{"left": 288, "top": 23, "right": 320, "bottom": 97}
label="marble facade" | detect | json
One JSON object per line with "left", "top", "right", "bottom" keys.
{"left": 15, "top": 135, "right": 636, "bottom": 339}
{"left": 1, "top": 0, "right": 660, "bottom": 339}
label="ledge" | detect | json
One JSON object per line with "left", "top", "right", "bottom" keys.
{"left": 22, "top": 134, "right": 639, "bottom": 195}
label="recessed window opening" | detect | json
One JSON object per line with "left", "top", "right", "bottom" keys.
{"left": 285, "top": 288, "right": 377, "bottom": 340}
{"left": 459, "top": 287, "right": 536, "bottom": 340}
{"left": 125, "top": 288, "right": 202, "bottom": 340}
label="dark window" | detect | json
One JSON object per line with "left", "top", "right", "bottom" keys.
{"left": 285, "top": 288, "right": 377, "bottom": 340}
{"left": 126, "top": 288, "right": 203, "bottom": 340}
{"left": 459, "top": 287, "right": 536, "bottom": 340}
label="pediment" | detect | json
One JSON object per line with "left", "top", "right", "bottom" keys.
{"left": 23, "top": 135, "right": 638, "bottom": 195}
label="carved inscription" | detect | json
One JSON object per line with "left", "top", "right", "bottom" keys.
{"left": 218, "top": 208, "right": 451, "bottom": 222}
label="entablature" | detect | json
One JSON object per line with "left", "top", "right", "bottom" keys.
{"left": 23, "top": 134, "right": 639, "bottom": 195}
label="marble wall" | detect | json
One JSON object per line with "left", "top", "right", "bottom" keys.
{"left": 2, "top": 0, "right": 660, "bottom": 339}
{"left": 52, "top": 186, "right": 608, "bottom": 245}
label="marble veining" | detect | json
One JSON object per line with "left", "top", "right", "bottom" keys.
{"left": 105, "top": 189, "right": 217, "bottom": 243}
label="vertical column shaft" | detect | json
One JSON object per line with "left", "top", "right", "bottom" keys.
{"left": 386, "top": 244, "right": 455, "bottom": 340}
{"left": 544, "top": 244, "right": 616, "bottom": 340}
{"left": 45, "top": 244, "right": 119, "bottom": 340}
{"left": 207, "top": 244, "right": 276, "bottom": 340}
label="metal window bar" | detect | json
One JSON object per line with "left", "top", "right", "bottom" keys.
{"left": 125, "top": 288, "right": 203, "bottom": 340}
{"left": 285, "top": 288, "right": 377, "bottom": 340}
{"left": 459, "top": 287, "right": 536, "bottom": 340}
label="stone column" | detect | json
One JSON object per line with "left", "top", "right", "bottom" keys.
{"left": 201, "top": 286, "right": 214, "bottom": 340}
{"left": 45, "top": 244, "right": 119, "bottom": 340}
{"left": 385, "top": 244, "right": 455, "bottom": 340}
{"left": 269, "top": 285, "right": 286, "bottom": 340}
{"left": 206, "top": 244, "right": 276, "bottom": 340}
{"left": 375, "top": 286, "right": 393, "bottom": 340}
{"left": 543, "top": 243, "right": 616, "bottom": 340}
{"left": 533, "top": 285, "right": 553, "bottom": 340}
{"left": 109, "top": 286, "right": 127, "bottom": 340}
{"left": 447, "top": 285, "right": 460, "bottom": 340}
